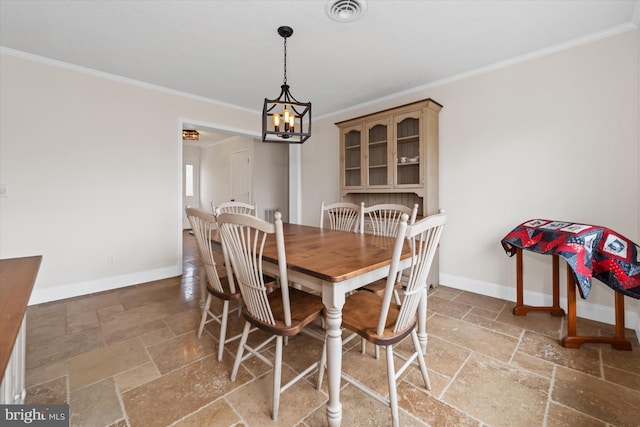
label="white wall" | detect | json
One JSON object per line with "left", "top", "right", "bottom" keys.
{"left": 303, "top": 29, "right": 640, "bottom": 330}
{"left": 254, "top": 141, "right": 289, "bottom": 221}
{"left": 200, "top": 136, "right": 252, "bottom": 210}
{"left": 0, "top": 52, "right": 261, "bottom": 304}
{"left": 199, "top": 136, "right": 288, "bottom": 220}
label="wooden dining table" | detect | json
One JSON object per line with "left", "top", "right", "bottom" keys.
{"left": 210, "top": 222, "right": 419, "bottom": 427}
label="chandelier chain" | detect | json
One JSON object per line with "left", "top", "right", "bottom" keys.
{"left": 283, "top": 37, "right": 288, "bottom": 85}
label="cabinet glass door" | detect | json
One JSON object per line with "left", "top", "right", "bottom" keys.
{"left": 342, "top": 127, "right": 362, "bottom": 188}
{"left": 366, "top": 120, "right": 391, "bottom": 188}
{"left": 394, "top": 112, "right": 422, "bottom": 187}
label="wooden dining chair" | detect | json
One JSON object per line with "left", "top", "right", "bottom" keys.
{"left": 318, "top": 211, "right": 446, "bottom": 427}
{"left": 186, "top": 207, "right": 245, "bottom": 362}
{"left": 217, "top": 211, "right": 325, "bottom": 421}
{"left": 212, "top": 200, "right": 258, "bottom": 217}
{"left": 319, "top": 201, "right": 360, "bottom": 232}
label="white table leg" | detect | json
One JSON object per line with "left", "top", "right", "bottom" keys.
{"left": 417, "top": 288, "right": 428, "bottom": 353}
{"left": 323, "top": 282, "right": 346, "bottom": 427}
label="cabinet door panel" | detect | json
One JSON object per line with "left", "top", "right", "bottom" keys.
{"left": 341, "top": 125, "right": 364, "bottom": 189}
{"left": 365, "top": 119, "right": 392, "bottom": 188}
{"left": 394, "top": 110, "right": 423, "bottom": 188}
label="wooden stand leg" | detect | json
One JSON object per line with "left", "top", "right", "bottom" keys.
{"left": 614, "top": 292, "right": 627, "bottom": 344}
{"left": 512, "top": 249, "right": 565, "bottom": 317}
{"left": 552, "top": 255, "right": 561, "bottom": 313}
{"left": 516, "top": 248, "right": 523, "bottom": 307}
{"left": 565, "top": 267, "right": 577, "bottom": 337}
{"left": 561, "top": 271, "right": 632, "bottom": 351}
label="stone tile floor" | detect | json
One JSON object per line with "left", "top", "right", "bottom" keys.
{"left": 23, "top": 231, "right": 640, "bottom": 426}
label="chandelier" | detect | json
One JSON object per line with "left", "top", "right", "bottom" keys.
{"left": 262, "top": 26, "right": 311, "bottom": 144}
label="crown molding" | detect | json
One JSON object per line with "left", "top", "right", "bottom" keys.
{"left": 0, "top": 46, "right": 260, "bottom": 115}
{"left": 321, "top": 22, "right": 637, "bottom": 121}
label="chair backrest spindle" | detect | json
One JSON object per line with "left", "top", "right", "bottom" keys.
{"left": 320, "top": 201, "right": 360, "bottom": 232}
{"left": 360, "top": 203, "right": 419, "bottom": 237}
{"left": 212, "top": 201, "right": 258, "bottom": 217}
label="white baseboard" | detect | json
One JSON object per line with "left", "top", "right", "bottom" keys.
{"left": 440, "top": 273, "right": 639, "bottom": 335}
{"left": 28, "top": 266, "right": 181, "bottom": 306}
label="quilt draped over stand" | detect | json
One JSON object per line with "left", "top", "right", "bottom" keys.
{"left": 501, "top": 219, "right": 640, "bottom": 300}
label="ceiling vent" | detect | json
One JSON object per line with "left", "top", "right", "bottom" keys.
{"left": 326, "top": 0, "right": 367, "bottom": 23}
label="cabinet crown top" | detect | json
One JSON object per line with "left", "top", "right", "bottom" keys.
{"left": 335, "top": 98, "right": 442, "bottom": 126}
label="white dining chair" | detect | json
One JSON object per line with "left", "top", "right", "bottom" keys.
{"left": 319, "top": 201, "right": 360, "bottom": 232}
{"left": 360, "top": 202, "right": 418, "bottom": 238}
{"left": 358, "top": 202, "right": 419, "bottom": 357}
{"left": 359, "top": 203, "right": 419, "bottom": 301}
{"left": 186, "top": 207, "right": 247, "bottom": 362}
{"left": 211, "top": 200, "right": 258, "bottom": 217}
{"left": 317, "top": 211, "right": 447, "bottom": 427}
{"left": 217, "top": 211, "right": 325, "bottom": 421}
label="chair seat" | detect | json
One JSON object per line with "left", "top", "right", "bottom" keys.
{"left": 342, "top": 291, "right": 416, "bottom": 346}
{"left": 242, "top": 287, "right": 324, "bottom": 337}
{"left": 206, "top": 274, "right": 241, "bottom": 301}
{"left": 361, "top": 278, "right": 402, "bottom": 297}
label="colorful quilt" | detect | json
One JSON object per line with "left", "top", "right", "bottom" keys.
{"left": 501, "top": 219, "right": 640, "bottom": 299}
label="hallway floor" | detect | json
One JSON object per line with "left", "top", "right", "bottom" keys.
{"left": 23, "top": 231, "right": 640, "bottom": 426}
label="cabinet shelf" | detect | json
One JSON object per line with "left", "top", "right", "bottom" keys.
{"left": 345, "top": 145, "right": 361, "bottom": 150}
{"left": 397, "top": 136, "right": 419, "bottom": 143}
{"left": 369, "top": 141, "right": 387, "bottom": 147}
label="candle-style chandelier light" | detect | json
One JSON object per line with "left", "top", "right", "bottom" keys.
{"left": 182, "top": 130, "right": 199, "bottom": 141}
{"left": 262, "top": 26, "right": 311, "bottom": 144}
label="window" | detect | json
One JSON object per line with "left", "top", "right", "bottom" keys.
{"left": 185, "top": 164, "right": 194, "bottom": 197}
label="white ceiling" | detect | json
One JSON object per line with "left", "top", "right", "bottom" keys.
{"left": 1, "top": 0, "right": 639, "bottom": 144}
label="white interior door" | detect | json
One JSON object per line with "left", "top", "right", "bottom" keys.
{"left": 183, "top": 154, "right": 200, "bottom": 229}
{"left": 231, "top": 149, "right": 251, "bottom": 204}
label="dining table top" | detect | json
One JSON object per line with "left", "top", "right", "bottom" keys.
{"left": 213, "top": 222, "right": 409, "bottom": 283}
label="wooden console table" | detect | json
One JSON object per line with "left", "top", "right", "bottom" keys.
{"left": 1, "top": 256, "right": 42, "bottom": 403}
{"left": 502, "top": 219, "right": 639, "bottom": 351}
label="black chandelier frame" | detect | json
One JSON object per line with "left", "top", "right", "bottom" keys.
{"left": 262, "top": 26, "right": 312, "bottom": 144}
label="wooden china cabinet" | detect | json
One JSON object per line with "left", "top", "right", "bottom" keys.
{"left": 336, "top": 98, "right": 442, "bottom": 287}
